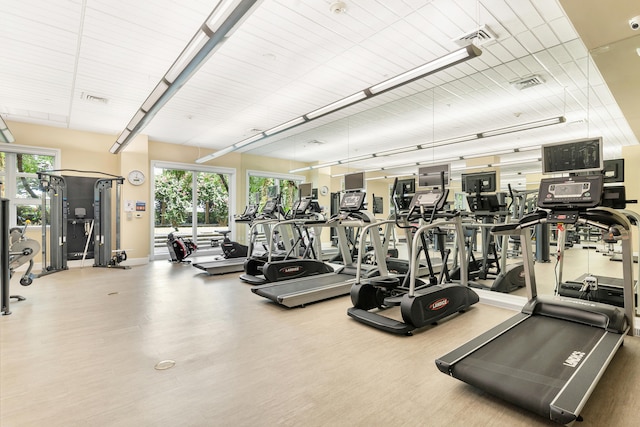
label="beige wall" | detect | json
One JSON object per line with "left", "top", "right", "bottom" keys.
{"left": 5, "top": 120, "right": 640, "bottom": 260}
{"left": 5, "top": 121, "right": 311, "bottom": 259}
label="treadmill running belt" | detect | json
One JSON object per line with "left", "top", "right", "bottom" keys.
{"left": 451, "top": 316, "right": 606, "bottom": 419}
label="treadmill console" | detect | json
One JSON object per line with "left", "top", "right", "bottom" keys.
{"left": 339, "top": 191, "right": 366, "bottom": 212}
{"left": 292, "top": 198, "right": 311, "bottom": 214}
{"left": 235, "top": 204, "right": 258, "bottom": 222}
{"left": 262, "top": 200, "right": 276, "bottom": 214}
{"left": 538, "top": 175, "right": 603, "bottom": 209}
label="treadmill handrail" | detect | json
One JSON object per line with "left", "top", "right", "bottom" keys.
{"left": 491, "top": 207, "right": 632, "bottom": 235}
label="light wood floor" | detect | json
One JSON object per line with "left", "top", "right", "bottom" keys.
{"left": 1, "top": 252, "right": 639, "bottom": 426}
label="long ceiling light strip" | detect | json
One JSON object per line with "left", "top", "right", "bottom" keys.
{"left": 296, "top": 116, "right": 564, "bottom": 174}
{"left": 195, "top": 44, "right": 482, "bottom": 163}
{"left": 330, "top": 144, "right": 545, "bottom": 178}
{"left": 109, "top": 0, "right": 262, "bottom": 154}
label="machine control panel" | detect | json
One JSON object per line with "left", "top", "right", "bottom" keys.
{"left": 408, "top": 189, "right": 448, "bottom": 214}
{"left": 538, "top": 175, "right": 603, "bottom": 209}
{"left": 339, "top": 190, "right": 366, "bottom": 212}
{"left": 547, "top": 211, "right": 579, "bottom": 224}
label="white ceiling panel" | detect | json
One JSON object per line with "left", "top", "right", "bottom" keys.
{"left": 0, "top": 0, "right": 637, "bottom": 174}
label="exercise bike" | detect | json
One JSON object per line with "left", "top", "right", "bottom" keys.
{"left": 167, "top": 232, "right": 197, "bottom": 263}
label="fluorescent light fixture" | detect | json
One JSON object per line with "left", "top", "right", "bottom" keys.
{"left": 196, "top": 45, "right": 482, "bottom": 163}
{"left": 376, "top": 145, "right": 419, "bottom": 157}
{"left": 311, "top": 161, "right": 340, "bottom": 169}
{"left": 264, "top": 117, "right": 306, "bottom": 136}
{"left": 127, "top": 110, "right": 145, "bottom": 130}
{"left": 306, "top": 92, "right": 368, "bottom": 120}
{"left": 206, "top": 0, "right": 241, "bottom": 32}
{"left": 289, "top": 166, "right": 312, "bottom": 173}
{"left": 196, "top": 45, "right": 483, "bottom": 162}
{"left": 195, "top": 145, "right": 239, "bottom": 163}
{"left": 0, "top": 116, "right": 15, "bottom": 143}
{"left": 315, "top": 116, "right": 565, "bottom": 171}
{"left": 369, "top": 45, "right": 482, "bottom": 95}
{"left": 141, "top": 81, "right": 169, "bottom": 113}
{"left": 480, "top": 116, "right": 566, "bottom": 138}
{"left": 165, "top": 31, "right": 210, "bottom": 83}
{"left": 491, "top": 157, "right": 541, "bottom": 167}
{"left": 111, "top": 0, "right": 261, "bottom": 155}
{"left": 116, "top": 129, "right": 131, "bottom": 144}
{"left": 424, "top": 134, "right": 478, "bottom": 148}
{"left": 366, "top": 173, "right": 415, "bottom": 181}
{"left": 346, "top": 153, "right": 375, "bottom": 162}
{"left": 234, "top": 133, "right": 264, "bottom": 148}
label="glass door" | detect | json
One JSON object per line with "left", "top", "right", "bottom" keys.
{"left": 152, "top": 163, "right": 234, "bottom": 259}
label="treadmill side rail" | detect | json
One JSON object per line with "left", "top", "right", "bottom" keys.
{"left": 435, "top": 312, "right": 529, "bottom": 373}
{"left": 549, "top": 329, "right": 627, "bottom": 425}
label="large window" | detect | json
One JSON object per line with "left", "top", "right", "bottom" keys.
{"left": 0, "top": 145, "right": 59, "bottom": 226}
{"left": 151, "top": 161, "right": 235, "bottom": 259}
{"left": 247, "top": 171, "right": 304, "bottom": 214}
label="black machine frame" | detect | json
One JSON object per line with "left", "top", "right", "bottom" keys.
{"left": 436, "top": 175, "right": 635, "bottom": 425}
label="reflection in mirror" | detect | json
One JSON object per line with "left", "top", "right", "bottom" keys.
{"left": 238, "top": 2, "right": 639, "bottom": 313}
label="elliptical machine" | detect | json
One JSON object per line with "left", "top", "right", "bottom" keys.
{"left": 490, "top": 184, "right": 526, "bottom": 293}
{"left": 241, "top": 195, "right": 331, "bottom": 284}
{"left": 347, "top": 173, "right": 479, "bottom": 335}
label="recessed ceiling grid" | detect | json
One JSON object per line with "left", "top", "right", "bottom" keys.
{"left": 0, "top": 0, "right": 637, "bottom": 165}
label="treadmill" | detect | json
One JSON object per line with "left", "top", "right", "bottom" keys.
{"left": 192, "top": 204, "right": 262, "bottom": 275}
{"left": 436, "top": 175, "right": 636, "bottom": 425}
{"left": 251, "top": 189, "right": 378, "bottom": 308}
{"left": 558, "top": 207, "right": 640, "bottom": 307}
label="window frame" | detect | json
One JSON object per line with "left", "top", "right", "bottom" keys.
{"left": 0, "top": 144, "right": 61, "bottom": 226}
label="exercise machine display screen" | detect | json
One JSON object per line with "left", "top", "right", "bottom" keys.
{"left": 293, "top": 198, "right": 311, "bottom": 213}
{"left": 340, "top": 191, "right": 365, "bottom": 211}
{"left": 542, "top": 137, "right": 603, "bottom": 175}
{"left": 408, "top": 189, "right": 447, "bottom": 212}
{"left": 538, "top": 175, "right": 603, "bottom": 208}
{"left": 416, "top": 192, "right": 440, "bottom": 206}
{"left": 262, "top": 200, "right": 276, "bottom": 214}
{"left": 548, "top": 182, "right": 589, "bottom": 198}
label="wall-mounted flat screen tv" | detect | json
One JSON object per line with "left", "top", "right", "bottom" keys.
{"left": 542, "top": 137, "right": 603, "bottom": 175}
{"left": 418, "top": 163, "right": 450, "bottom": 188}
{"left": 298, "top": 182, "right": 313, "bottom": 198}
{"left": 603, "top": 159, "right": 624, "bottom": 183}
{"left": 344, "top": 172, "right": 365, "bottom": 191}
{"left": 461, "top": 171, "right": 496, "bottom": 193}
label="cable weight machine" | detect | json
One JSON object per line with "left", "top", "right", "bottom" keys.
{"left": 37, "top": 172, "right": 68, "bottom": 276}
{"left": 93, "top": 177, "right": 129, "bottom": 269}
{"left": 37, "top": 170, "right": 129, "bottom": 274}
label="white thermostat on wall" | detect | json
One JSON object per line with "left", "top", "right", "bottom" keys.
{"left": 128, "top": 170, "right": 146, "bottom": 186}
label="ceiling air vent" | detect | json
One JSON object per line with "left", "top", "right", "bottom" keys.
{"left": 454, "top": 25, "right": 497, "bottom": 47}
{"left": 80, "top": 92, "right": 109, "bottom": 105}
{"left": 511, "top": 75, "right": 545, "bottom": 90}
